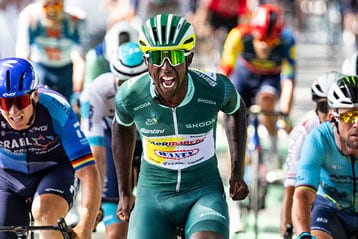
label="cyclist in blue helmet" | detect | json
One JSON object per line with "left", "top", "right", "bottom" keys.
{"left": 0, "top": 57, "right": 101, "bottom": 239}
{"left": 80, "top": 42, "right": 147, "bottom": 239}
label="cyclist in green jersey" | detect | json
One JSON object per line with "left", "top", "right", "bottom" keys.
{"left": 112, "top": 13, "right": 249, "bottom": 239}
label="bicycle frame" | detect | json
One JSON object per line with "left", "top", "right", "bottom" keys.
{"left": 246, "top": 107, "right": 263, "bottom": 239}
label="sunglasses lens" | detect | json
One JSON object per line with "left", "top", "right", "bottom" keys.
{"left": 43, "top": 2, "right": 63, "bottom": 11}
{"left": 0, "top": 95, "right": 32, "bottom": 111}
{"left": 316, "top": 101, "right": 328, "bottom": 114}
{"left": 148, "top": 50, "right": 186, "bottom": 66}
{"left": 338, "top": 110, "right": 358, "bottom": 124}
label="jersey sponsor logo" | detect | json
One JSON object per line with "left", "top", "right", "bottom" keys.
{"left": 145, "top": 118, "right": 158, "bottom": 126}
{"left": 2, "top": 92, "right": 16, "bottom": 97}
{"left": 154, "top": 149, "right": 199, "bottom": 160}
{"left": 140, "top": 128, "right": 165, "bottom": 134}
{"left": 31, "top": 134, "right": 55, "bottom": 148}
{"left": 29, "top": 125, "right": 48, "bottom": 132}
{"left": 198, "top": 98, "right": 217, "bottom": 105}
{"left": 148, "top": 138, "right": 204, "bottom": 146}
{"left": 133, "top": 102, "right": 151, "bottom": 111}
{"left": 143, "top": 133, "right": 214, "bottom": 168}
{"left": 0, "top": 134, "right": 60, "bottom": 155}
{"left": 0, "top": 137, "right": 32, "bottom": 149}
{"left": 193, "top": 70, "right": 217, "bottom": 87}
{"left": 199, "top": 211, "right": 227, "bottom": 220}
{"left": 185, "top": 118, "right": 215, "bottom": 129}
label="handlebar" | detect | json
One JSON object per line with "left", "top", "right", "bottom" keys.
{"left": 0, "top": 217, "right": 72, "bottom": 239}
{"left": 248, "top": 105, "right": 293, "bottom": 133}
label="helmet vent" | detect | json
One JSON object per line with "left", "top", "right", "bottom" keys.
{"left": 267, "top": 11, "right": 276, "bottom": 37}
{"left": 161, "top": 25, "right": 167, "bottom": 42}
{"left": 169, "top": 26, "right": 176, "bottom": 43}
{"left": 118, "top": 32, "right": 130, "bottom": 45}
{"left": 18, "top": 72, "right": 25, "bottom": 92}
{"left": 184, "top": 37, "right": 194, "bottom": 47}
{"left": 6, "top": 70, "right": 10, "bottom": 92}
{"left": 152, "top": 27, "right": 159, "bottom": 43}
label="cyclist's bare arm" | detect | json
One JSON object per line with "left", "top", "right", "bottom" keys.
{"left": 90, "top": 145, "right": 106, "bottom": 188}
{"left": 280, "top": 78, "right": 295, "bottom": 115}
{"left": 74, "top": 165, "right": 102, "bottom": 239}
{"left": 292, "top": 188, "right": 316, "bottom": 236}
{"left": 112, "top": 121, "right": 136, "bottom": 222}
{"left": 280, "top": 185, "right": 295, "bottom": 236}
{"left": 223, "top": 97, "right": 249, "bottom": 200}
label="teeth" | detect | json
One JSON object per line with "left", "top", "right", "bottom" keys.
{"left": 12, "top": 116, "right": 22, "bottom": 121}
{"left": 162, "top": 76, "right": 174, "bottom": 80}
{"left": 162, "top": 76, "right": 175, "bottom": 88}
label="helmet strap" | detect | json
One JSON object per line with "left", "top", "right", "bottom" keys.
{"left": 26, "top": 99, "right": 37, "bottom": 126}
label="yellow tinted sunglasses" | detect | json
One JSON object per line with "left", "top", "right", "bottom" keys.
{"left": 335, "top": 110, "right": 358, "bottom": 124}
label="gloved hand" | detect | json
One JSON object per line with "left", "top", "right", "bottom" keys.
{"left": 70, "top": 92, "right": 81, "bottom": 115}
{"left": 297, "top": 232, "right": 316, "bottom": 239}
{"left": 70, "top": 92, "right": 81, "bottom": 108}
{"left": 277, "top": 112, "right": 293, "bottom": 133}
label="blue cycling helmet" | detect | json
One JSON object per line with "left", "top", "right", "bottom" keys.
{"left": 110, "top": 41, "right": 147, "bottom": 80}
{"left": 0, "top": 57, "right": 38, "bottom": 98}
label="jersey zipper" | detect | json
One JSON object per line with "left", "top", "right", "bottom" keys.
{"left": 172, "top": 108, "right": 182, "bottom": 192}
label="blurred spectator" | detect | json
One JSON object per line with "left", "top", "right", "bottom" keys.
{"left": 135, "top": 0, "right": 192, "bottom": 22}
{"left": 15, "top": 0, "right": 88, "bottom": 103}
{"left": 0, "top": 0, "right": 32, "bottom": 58}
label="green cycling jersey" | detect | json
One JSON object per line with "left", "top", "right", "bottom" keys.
{"left": 115, "top": 68, "right": 240, "bottom": 173}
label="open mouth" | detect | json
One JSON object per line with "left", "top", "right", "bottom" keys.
{"left": 161, "top": 76, "right": 175, "bottom": 89}
{"left": 10, "top": 115, "right": 23, "bottom": 122}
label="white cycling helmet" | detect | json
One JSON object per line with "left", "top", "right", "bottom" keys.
{"left": 104, "top": 21, "right": 139, "bottom": 61}
{"left": 328, "top": 75, "right": 358, "bottom": 108}
{"left": 110, "top": 42, "right": 147, "bottom": 80}
{"left": 311, "top": 71, "right": 344, "bottom": 101}
{"left": 341, "top": 52, "right": 358, "bottom": 75}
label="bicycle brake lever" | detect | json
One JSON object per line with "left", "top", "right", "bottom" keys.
{"left": 57, "top": 217, "right": 72, "bottom": 239}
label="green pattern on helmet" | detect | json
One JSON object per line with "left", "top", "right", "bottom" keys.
{"left": 329, "top": 75, "right": 358, "bottom": 108}
{"left": 341, "top": 75, "right": 358, "bottom": 85}
{"left": 139, "top": 14, "right": 196, "bottom": 52}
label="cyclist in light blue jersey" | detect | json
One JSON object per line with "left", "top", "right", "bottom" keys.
{"left": 280, "top": 71, "right": 343, "bottom": 237}
{"left": 292, "top": 76, "right": 358, "bottom": 239}
{"left": 0, "top": 58, "right": 101, "bottom": 239}
{"left": 112, "top": 13, "right": 249, "bottom": 239}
